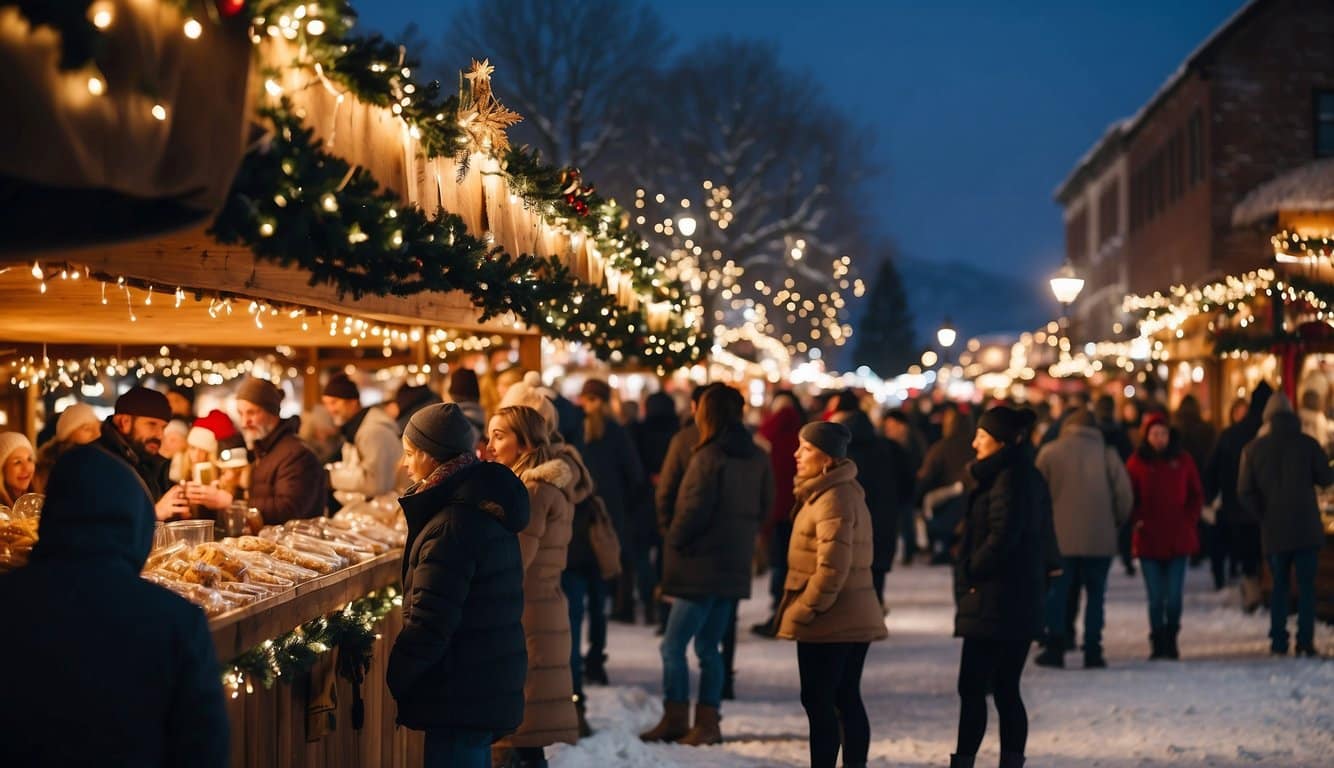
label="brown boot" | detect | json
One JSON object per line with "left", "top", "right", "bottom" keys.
{"left": 639, "top": 700, "right": 690, "bottom": 742}
{"left": 677, "top": 703, "right": 722, "bottom": 746}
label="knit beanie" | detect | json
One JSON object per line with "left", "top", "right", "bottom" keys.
{"left": 55, "top": 403, "right": 100, "bottom": 442}
{"left": 580, "top": 378, "right": 612, "bottom": 402}
{"left": 0, "top": 432, "right": 34, "bottom": 464}
{"left": 498, "top": 371, "right": 558, "bottom": 434}
{"left": 114, "top": 386, "right": 172, "bottom": 422}
{"left": 235, "top": 377, "right": 284, "bottom": 416}
{"left": 394, "top": 383, "right": 435, "bottom": 415}
{"left": 187, "top": 426, "right": 218, "bottom": 454}
{"left": 448, "top": 369, "right": 481, "bottom": 403}
{"left": 405, "top": 403, "right": 477, "bottom": 462}
{"left": 323, "top": 372, "right": 360, "bottom": 401}
{"left": 799, "top": 421, "right": 851, "bottom": 460}
{"left": 977, "top": 405, "right": 1036, "bottom": 446}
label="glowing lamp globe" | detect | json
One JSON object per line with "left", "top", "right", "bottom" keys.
{"left": 1050, "top": 262, "right": 1085, "bottom": 306}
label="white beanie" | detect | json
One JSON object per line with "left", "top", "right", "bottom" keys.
{"left": 55, "top": 404, "right": 100, "bottom": 443}
{"left": 0, "top": 432, "right": 34, "bottom": 464}
{"left": 187, "top": 426, "right": 219, "bottom": 455}
{"left": 165, "top": 419, "right": 190, "bottom": 439}
{"left": 498, "top": 371, "right": 558, "bottom": 435}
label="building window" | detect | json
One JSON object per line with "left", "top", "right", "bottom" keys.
{"left": 1187, "top": 110, "right": 1203, "bottom": 184}
{"left": 1317, "top": 91, "right": 1334, "bottom": 158}
{"left": 1066, "top": 208, "right": 1089, "bottom": 263}
{"left": 1098, "top": 178, "right": 1120, "bottom": 245}
{"left": 1169, "top": 131, "right": 1184, "bottom": 202}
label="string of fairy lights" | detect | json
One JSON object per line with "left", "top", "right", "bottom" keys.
{"left": 632, "top": 181, "right": 863, "bottom": 358}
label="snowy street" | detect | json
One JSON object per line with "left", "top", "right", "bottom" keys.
{"left": 550, "top": 562, "right": 1334, "bottom": 767}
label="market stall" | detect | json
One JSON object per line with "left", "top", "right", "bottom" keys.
{"left": 1, "top": 2, "right": 706, "bottom": 766}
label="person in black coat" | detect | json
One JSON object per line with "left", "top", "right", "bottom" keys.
{"left": 577, "top": 379, "right": 646, "bottom": 628}
{"left": 631, "top": 392, "right": 681, "bottom": 627}
{"left": 389, "top": 404, "right": 531, "bottom": 767}
{"left": 829, "top": 393, "right": 913, "bottom": 603}
{"left": 951, "top": 407, "right": 1061, "bottom": 768}
{"left": 1202, "top": 381, "right": 1273, "bottom": 607}
{"left": 0, "top": 445, "right": 229, "bottom": 767}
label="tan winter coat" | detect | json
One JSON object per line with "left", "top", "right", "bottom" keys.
{"left": 499, "top": 456, "right": 580, "bottom": 748}
{"left": 776, "top": 460, "right": 889, "bottom": 643}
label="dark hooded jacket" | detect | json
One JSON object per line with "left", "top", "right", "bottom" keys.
{"left": 953, "top": 443, "right": 1061, "bottom": 640}
{"left": 1238, "top": 394, "right": 1334, "bottom": 555}
{"left": 580, "top": 416, "right": 645, "bottom": 546}
{"left": 660, "top": 423, "right": 774, "bottom": 600}
{"left": 1173, "top": 396, "right": 1217, "bottom": 478}
{"left": 631, "top": 393, "right": 680, "bottom": 548}
{"left": 1203, "top": 382, "right": 1273, "bottom": 528}
{"left": 389, "top": 460, "right": 531, "bottom": 734}
{"left": 0, "top": 446, "right": 229, "bottom": 767}
{"left": 249, "top": 416, "right": 327, "bottom": 525}
{"left": 97, "top": 417, "right": 172, "bottom": 501}
{"left": 831, "top": 408, "right": 913, "bottom": 572}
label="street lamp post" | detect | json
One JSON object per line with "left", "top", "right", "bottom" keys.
{"left": 1049, "top": 261, "right": 1085, "bottom": 364}
{"left": 936, "top": 317, "right": 957, "bottom": 350}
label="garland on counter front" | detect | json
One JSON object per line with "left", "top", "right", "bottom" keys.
{"left": 223, "top": 586, "right": 398, "bottom": 695}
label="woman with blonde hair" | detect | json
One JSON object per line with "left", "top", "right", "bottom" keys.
{"left": 0, "top": 432, "right": 40, "bottom": 508}
{"left": 487, "top": 405, "right": 580, "bottom": 767}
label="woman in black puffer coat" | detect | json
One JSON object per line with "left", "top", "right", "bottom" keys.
{"left": 389, "top": 403, "right": 532, "bottom": 768}
{"left": 951, "top": 406, "right": 1061, "bottom": 768}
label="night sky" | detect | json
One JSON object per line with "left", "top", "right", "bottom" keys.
{"left": 357, "top": 0, "right": 1245, "bottom": 319}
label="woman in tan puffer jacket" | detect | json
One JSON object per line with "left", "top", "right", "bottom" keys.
{"left": 487, "top": 405, "right": 579, "bottom": 767}
{"left": 777, "top": 421, "right": 888, "bottom": 768}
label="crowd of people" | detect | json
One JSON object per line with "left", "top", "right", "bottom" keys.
{"left": 1, "top": 371, "right": 1329, "bottom": 768}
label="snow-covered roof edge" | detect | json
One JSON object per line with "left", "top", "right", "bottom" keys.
{"left": 1053, "top": 0, "right": 1265, "bottom": 204}
{"left": 1232, "top": 158, "right": 1334, "bottom": 226}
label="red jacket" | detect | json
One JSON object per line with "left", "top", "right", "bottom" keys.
{"left": 1125, "top": 420, "right": 1202, "bottom": 560}
{"left": 758, "top": 406, "right": 802, "bottom": 526}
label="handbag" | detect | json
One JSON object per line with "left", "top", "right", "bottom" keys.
{"left": 583, "top": 495, "right": 622, "bottom": 580}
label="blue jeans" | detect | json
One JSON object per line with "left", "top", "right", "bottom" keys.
{"left": 1268, "top": 548, "right": 1320, "bottom": 651}
{"left": 562, "top": 569, "right": 608, "bottom": 697}
{"left": 424, "top": 728, "right": 492, "bottom": 768}
{"left": 1045, "top": 556, "right": 1112, "bottom": 651}
{"left": 661, "top": 596, "right": 735, "bottom": 706}
{"left": 1140, "top": 557, "right": 1187, "bottom": 631}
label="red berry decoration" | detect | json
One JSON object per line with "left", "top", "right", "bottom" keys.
{"left": 217, "top": 0, "right": 246, "bottom": 16}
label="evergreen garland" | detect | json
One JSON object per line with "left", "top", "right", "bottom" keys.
{"left": 225, "top": 586, "right": 398, "bottom": 692}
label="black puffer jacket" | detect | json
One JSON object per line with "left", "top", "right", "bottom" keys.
{"left": 0, "top": 446, "right": 229, "bottom": 767}
{"left": 660, "top": 423, "right": 773, "bottom": 600}
{"left": 953, "top": 445, "right": 1061, "bottom": 640}
{"left": 1203, "top": 382, "right": 1272, "bottom": 528}
{"left": 389, "top": 460, "right": 531, "bottom": 735}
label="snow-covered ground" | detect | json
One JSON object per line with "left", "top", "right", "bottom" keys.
{"left": 548, "top": 562, "right": 1334, "bottom": 767}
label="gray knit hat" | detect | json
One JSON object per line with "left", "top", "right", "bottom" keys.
{"left": 405, "top": 403, "right": 476, "bottom": 462}
{"left": 800, "top": 421, "right": 851, "bottom": 460}
{"left": 235, "top": 377, "right": 283, "bottom": 416}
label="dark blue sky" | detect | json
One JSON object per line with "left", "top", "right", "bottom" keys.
{"left": 358, "top": 0, "right": 1245, "bottom": 292}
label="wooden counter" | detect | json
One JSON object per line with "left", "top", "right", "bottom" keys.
{"left": 210, "top": 551, "right": 423, "bottom": 767}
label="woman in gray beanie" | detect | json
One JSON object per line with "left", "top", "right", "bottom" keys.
{"left": 389, "top": 403, "right": 532, "bottom": 766}
{"left": 775, "top": 420, "right": 887, "bottom": 768}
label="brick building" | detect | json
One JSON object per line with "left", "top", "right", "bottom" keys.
{"left": 1054, "top": 0, "right": 1334, "bottom": 343}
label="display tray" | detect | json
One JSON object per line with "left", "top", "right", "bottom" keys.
{"left": 209, "top": 551, "right": 403, "bottom": 662}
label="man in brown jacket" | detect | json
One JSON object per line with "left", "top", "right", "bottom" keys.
{"left": 235, "top": 377, "right": 326, "bottom": 524}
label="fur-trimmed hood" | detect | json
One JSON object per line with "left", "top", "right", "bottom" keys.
{"left": 521, "top": 456, "right": 576, "bottom": 499}
{"left": 551, "top": 442, "right": 594, "bottom": 505}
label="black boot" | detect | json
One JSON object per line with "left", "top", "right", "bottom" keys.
{"left": 1148, "top": 630, "right": 1166, "bottom": 660}
{"left": 1165, "top": 625, "right": 1180, "bottom": 660}
{"left": 1034, "top": 635, "right": 1065, "bottom": 668}
{"left": 574, "top": 694, "right": 593, "bottom": 738}
{"left": 999, "top": 752, "right": 1026, "bottom": 768}
{"left": 750, "top": 616, "right": 777, "bottom": 638}
{"left": 643, "top": 599, "right": 658, "bottom": 626}
{"left": 1084, "top": 646, "right": 1107, "bottom": 669}
{"left": 584, "top": 654, "right": 609, "bottom": 686}
{"left": 949, "top": 754, "right": 975, "bottom": 768}
{"left": 721, "top": 670, "right": 735, "bottom": 701}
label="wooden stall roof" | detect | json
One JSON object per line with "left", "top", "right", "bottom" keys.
{"left": 0, "top": 226, "right": 534, "bottom": 339}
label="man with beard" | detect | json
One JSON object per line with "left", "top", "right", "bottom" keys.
{"left": 234, "top": 377, "right": 326, "bottom": 524}
{"left": 321, "top": 372, "right": 404, "bottom": 499}
{"left": 97, "top": 386, "right": 188, "bottom": 521}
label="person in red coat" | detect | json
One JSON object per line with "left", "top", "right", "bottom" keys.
{"left": 1125, "top": 413, "right": 1203, "bottom": 661}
